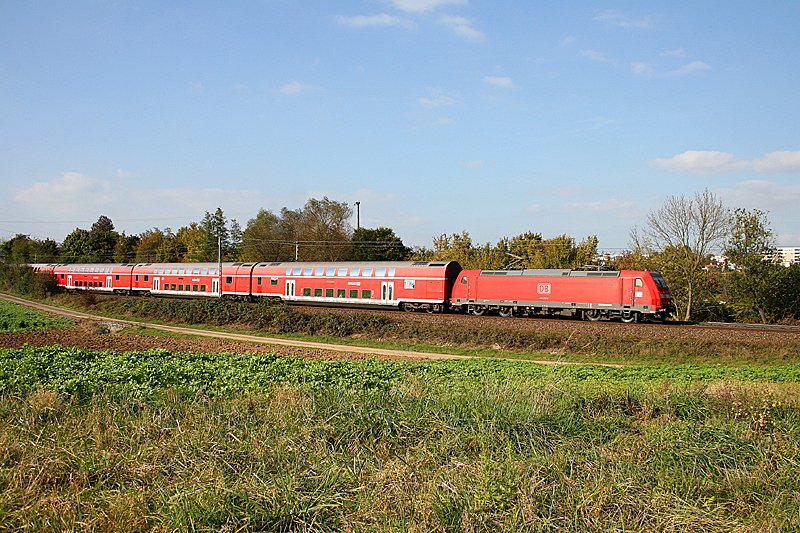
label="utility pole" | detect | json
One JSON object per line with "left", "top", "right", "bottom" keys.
{"left": 355, "top": 201, "right": 361, "bottom": 229}
{"left": 217, "top": 234, "right": 222, "bottom": 297}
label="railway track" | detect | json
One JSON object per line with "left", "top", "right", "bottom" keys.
{"left": 1, "top": 293, "right": 629, "bottom": 366}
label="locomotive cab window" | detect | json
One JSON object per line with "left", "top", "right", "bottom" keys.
{"left": 461, "top": 276, "right": 468, "bottom": 284}
{"left": 635, "top": 278, "right": 643, "bottom": 288}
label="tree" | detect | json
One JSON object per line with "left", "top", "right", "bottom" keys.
{"left": 176, "top": 223, "right": 207, "bottom": 262}
{"left": 134, "top": 228, "right": 170, "bottom": 263}
{"left": 724, "top": 208, "right": 787, "bottom": 323}
{"left": 194, "top": 208, "right": 241, "bottom": 261}
{"left": 239, "top": 209, "right": 288, "bottom": 262}
{"left": 60, "top": 228, "right": 92, "bottom": 262}
{"left": 295, "top": 197, "right": 353, "bottom": 260}
{"left": 0, "top": 234, "right": 59, "bottom": 264}
{"left": 60, "top": 215, "right": 120, "bottom": 263}
{"left": 114, "top": 233, "right": 139, "bottom": 263}
{"left": 633, "top": 189, "right": 729, "bottom": 321}
{"left": 351, "top": 227, "right": 410, "bottom": 261}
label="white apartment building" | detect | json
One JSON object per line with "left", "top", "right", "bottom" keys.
{"left": 773, "top": 247, "right": 800, "bottom": 266}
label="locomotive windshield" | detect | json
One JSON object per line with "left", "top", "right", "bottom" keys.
{"left": 651, "top": 273, "right": 669, "bottom": 289}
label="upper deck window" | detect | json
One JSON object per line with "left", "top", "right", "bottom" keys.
{"left": 375, "top": 268, "right": 386, "bottom": 277}
{"left": 315, "top": 267, "right": 324, "bottom": 276}
{"left": 326, "top": 267, "right": 336, "bottom": 276}
{"left": 338, "top": 267, "right": 348, "bottom": 276}
{"left": 350, "top": 268, "right": 360, "bottom": 276}
{"left": 363, "top": 268, "right": 373, "bottom": 277}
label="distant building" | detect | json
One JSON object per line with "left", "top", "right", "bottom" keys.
{"left": 771, "top": 247, "right": 800, "bottom": 267}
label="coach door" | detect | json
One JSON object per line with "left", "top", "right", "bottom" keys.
{"left": 67, "top": 275, "right": 72, "bottom": 288}
{"left": 381, "top": 281, "right": 394, "bottom": 303}
{"left": 152, "top": 277, "right": 160, "bottom": 291}
{"left": 107, "top": 276, "right": 113, "bottom": 289}
{"left": 212, "top": 278, "right": 220, "bottom": 296}
{"left": 286, "top": 280, "right": 296, "bottom": 298}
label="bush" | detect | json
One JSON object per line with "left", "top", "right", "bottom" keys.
{"left": 0, "top": 265, "right": 59, "bottom": 298}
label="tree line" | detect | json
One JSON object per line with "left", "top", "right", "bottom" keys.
{"left": 2, "top": 191, "right": 799, "bottom": 324}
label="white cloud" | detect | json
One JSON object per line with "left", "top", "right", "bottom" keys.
{"left": 461, "top": 160, "right": 484, "bottom": 169}
{"left": 670, "top": 61, "right": 710, "bottom": 76}
{"left": 419, "top": 89, "right": 455, "bottom": 108}
{"left": 334, "top": 14, "right": 415, "bottom": 29}
{"left": 650, "top": 151, "right": 740, "bottom": 173}
{"left": 116, "top": 168, "right": 134, "bottom": 179}
{"left": 579, "top": 49, "right": 610, "bottom": 63}
{"left": 717, "top": 180, "right": 800, "bottom": 211}
{"left": 279, "top": 81, "right": 318, "bottom": 95}
{"left": 594, "top": 10, "right": 652, "bottom": 29}
{"left": 650, "top": 150, "right": 800, "bottom": 174}
{"left": 9, "top": 172, "right": 278, "bottom": 240}
{"left": 751, "top": 151, "right": 800, "bottom": 173}
{"left": 15, "top": 172, "right": 114, "bottom": 213}
{"left": 662, "top": 48, "right": 687, "bottom": 58}
{"left": 389, "top": 0, "right": 467, "bottom": 13}
{"left": 482, "top": 76, "right": 516, "bottom": 89}
{"left": 439, "top": 15, "right": 484, "bottom": 41}
{"left": 564, "top": 199, "right": 636, "bottom": 212}
{"left": 632, "top": 60, "right": 709, "bottom": 78}
{"left": 560, "top": 36, "right": 576, "bottom": 47}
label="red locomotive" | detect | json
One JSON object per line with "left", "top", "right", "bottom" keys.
{"left": 31, "top": 261, "right": 673, "bottom": 322}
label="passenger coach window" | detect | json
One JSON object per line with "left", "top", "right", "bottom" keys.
{"left": 226, "top": 277, "right": 233, "bottom": 284}
{"left": 362, "top": 290, "right": 372, "bottom": 299}
{"left": 349, "top": 289, "right": 358, "bottom": 298}
{"left": 270, "top": 277, "right": 278, "bottom": 286}
{"left": 326, "top": 289, "right": 334, "bottom": 297}
{"left": 338, "top": 268, "right": 348, "bottom": 276}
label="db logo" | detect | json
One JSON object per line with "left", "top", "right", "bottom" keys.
{"left": 537, "top": 283, "right": 551, "bottom": 295}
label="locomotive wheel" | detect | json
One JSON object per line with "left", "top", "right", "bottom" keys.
{"left": 401, "top": 303, "right": 415, "bottom": 312}
{"left": 471, "top": 306, "right": 485, "bottom": 316}
{"left": 584, "top": 309, "right": 602, "bottom": 322}
{"left": 498, "top": 307, "right": 514, "bottom": 317}
{"left": 620, "top": 312, "right": 639, "bottom": 324}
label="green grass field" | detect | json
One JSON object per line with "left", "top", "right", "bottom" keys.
{"left": 2, "top": 345, "right": 799, "bottom": 531}
{"left": 0, "top": 298, "right": 73, "bottom": 332}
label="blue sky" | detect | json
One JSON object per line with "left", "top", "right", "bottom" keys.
{"left": 2, "top": 1, "right": 799, "bottom": 251}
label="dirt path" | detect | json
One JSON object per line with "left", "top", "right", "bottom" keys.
{"left": 1, "top": 293, "right": 615, "bottom": 366}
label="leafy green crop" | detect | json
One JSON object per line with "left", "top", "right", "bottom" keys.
{"left": 3, "top": 345, "right": 800, "bottom": 401}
